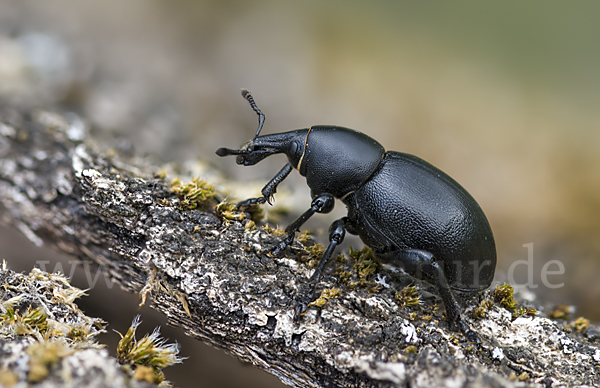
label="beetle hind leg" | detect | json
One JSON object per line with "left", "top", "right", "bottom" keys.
{"left": 380, "top": 249, "right": 480, "bottom": 344}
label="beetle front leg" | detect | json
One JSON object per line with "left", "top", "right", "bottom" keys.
{"left": 268, "top": 192, "right": 335, "bottom": 257}
{"left": 294, "top": 218, "right": 347, "bottom": 319}
{"left": 238, "top": 163, "right": 293, "bottom": 208}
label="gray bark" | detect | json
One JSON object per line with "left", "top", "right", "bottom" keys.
{"left": 1, "top": 107, "right": 599, "bottom": 388}
{"left": 0, "top": 267, "right": 161, "bottom": 388}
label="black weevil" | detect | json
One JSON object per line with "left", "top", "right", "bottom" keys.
{"left": 216, "top": 89, "right": 496, "bottom": 342}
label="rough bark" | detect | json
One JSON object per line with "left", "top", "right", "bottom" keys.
{"left": 0, "top": 267, "right": 163, "bottom": 388}
{"left": 0, "top": 107, "right": 599, "bottom": 388}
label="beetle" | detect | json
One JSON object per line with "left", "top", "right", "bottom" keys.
{"left": 216, "top": 89, "right": 496, "bottom": 342}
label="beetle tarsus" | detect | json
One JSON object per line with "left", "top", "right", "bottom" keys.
{"left": 267, "top": 235, "right": 294, "bottom": 257}
{"left": 237, "top": 196, "right": 267, "bottom": 208}
{"left": 458, "top": 320, "right": 481, "bottom": 345}
{"left": 293, "top": 284, "right": 316, "bottom": 320}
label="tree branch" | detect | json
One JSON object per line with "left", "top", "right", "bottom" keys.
{"left": 1, "top": 107, "right": 599, "bottom": 387}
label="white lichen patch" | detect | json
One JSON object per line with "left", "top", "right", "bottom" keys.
{"left": 560, "top": 337, "right": 574, "bottom": 354}
{"left": 374, "top": 273, "right": 391, "bottom": 288}
{"left": 272, "top": 310, "right": 298, "bottom": 347}
{"left": 242, "top": 303, "right": 269, "bottom": 327}
{"left": 474, "top": 305, "right": 598, "bottom": 383}
{"left": 334, "top": 350, "right": 408, "bottom": 385}
{"left": 72, "top": 144, "right": 92, "bottom": 178}
{"left": 274, "top": 257, "right": 302, "bottom": 272}
{"left": 354, "top": 355, "right": 407, "bottom": 384}
{"left": 400, "top": 320, "right": 419, "bottom": 344}
{"left": 360, "top": 294, "right": 398, "bottom": 319}
{"left": 492, "top": 347, "right": 505, "bottom": 361}
{"left": 0, "top": 122, "right": 16, "bottom": 138}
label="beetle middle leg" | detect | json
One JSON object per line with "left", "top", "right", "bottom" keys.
{"left": 379, "top": 249, "right": 481, "bottom": 344}
{"left": 267, "top": 192, "right": 335, "bottom": 257}
{"left": 294, "top": 218, "right": 347, "bottom": 320}
{"left": 238, "top": 162, "right": 293, "bottom": 208}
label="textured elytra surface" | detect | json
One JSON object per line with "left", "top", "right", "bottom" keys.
{"left": 1, "top": 108, "right": 600, "bottom": 387}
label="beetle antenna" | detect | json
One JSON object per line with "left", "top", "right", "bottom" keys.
{"left": 241, "top": 88, "right": 265, "bottom": 138}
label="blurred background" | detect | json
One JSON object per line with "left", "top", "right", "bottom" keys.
{"left": 0, "top": 1, "right": 599, "bottom": 387}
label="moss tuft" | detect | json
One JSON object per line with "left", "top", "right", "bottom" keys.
{"left": 350, "top": 246, "right": 378, "bottom": 286}
{"left": 514, "top": 307, "right": 538, "bottom": 318}
{"left": 26, "top": 341, "right": 72, "bottom": 382}
{"left": 261, "top": 224, "right": 286, "bottom": 237}
{"left": 214, "top": 201, "right": 246, "bottom": 221}
{"left": 170, "top": 177, "right": 217, "bottom": 210}
{"left": 116, "top": 315, "right": 183, "bottom": 384}
{"left": 549, "top": 304, "right": 572, "bottom": 320}
{"left": 311, "top": 288, "right": 341, "bottom": 308}
{"left": 395, "top": 286, "right": 421, "bottom": 308}
{"left": 472, "top": 299, "right": 493, "bottom": 319}
{"left": 572, "top": 316, "right": 589, "bottom": 332}
{"left": 492, "top": 283, "right": 517, "bottom": 311}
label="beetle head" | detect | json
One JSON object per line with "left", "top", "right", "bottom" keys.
{"left": 216, "top": 130, "right": 308, "bottom": 167}
{"left": 216, "top": 89, "right": 309, "bottom": 168}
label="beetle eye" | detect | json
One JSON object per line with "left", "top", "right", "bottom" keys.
{"left": 288, "top": 141, "right": 298, "bottom": 155}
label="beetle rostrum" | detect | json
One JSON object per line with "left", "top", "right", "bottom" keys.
{"left": 216, "top": 89, "right": 497, "bottom": 343}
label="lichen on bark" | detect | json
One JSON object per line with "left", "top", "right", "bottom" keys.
{"left": 0, "top": 266, "right": 175, "bottom": 387}
{"left": 1, "top": 107, "right": 600, "bottom": 387}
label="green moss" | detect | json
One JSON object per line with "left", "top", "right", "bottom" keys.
{"left": 261, "top": 224, "right": 286, "bottom": 237}
{"left": 514, "top": 307, "right": 538, "bottom": 318}
{"left": 311, "top": 288, "right": 341, "bottom": 308}
{"left": 572, "top": 316, "right": 589, "bottom": 332}
{"left": 472, "top": 299, "right": 494, "bottom": 319}
{"left": 492, "top": 283, "right": 517, "bottom": 311}
{"left": 170, "top": 177, "right": 217, "bottom": 210}
{"left": 549, "top": 304, "right": 572, "bottom": 320}
{"left": 214, "top": 201, "right": 246, "bottom": 221}
{"left": 350, "top": 246, "right": 378, "bottom": 285}
{"left": 335, "top": 254, "right": 347, "bottom": 264}
{"left": 491, "top": 283, "right": 540, "bottom": 319}
{"left": 395, "top": 286, "right": 421, "bottom": 308}
{"left": 296, "top": 230, "right": 311, "bottom": 245}
{"left": 116, "top": 315, "right": 182, "bottom": 384}
{"left": 337, "top": 271, "right": 352, "bottom": 283}
{"left": 306, "top": 244, "right": 325, "bottom": 260}
{"left": 133, "top": 365, "right": 163, "bottom": 384}
{"left": 1, "top": 306, "right": 49, "bottom": 336}
{"left": 26, "top": 341, "right": 72, "bottom": 382}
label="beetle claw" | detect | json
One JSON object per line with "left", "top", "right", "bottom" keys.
{"left": 293, "top": 293, "right": 315, "bottom": 321}
{"left": 266, "top": 195, "right": 274, "bottom": 206}
{"left": 267, "top": 243, "right": 285, "bottom": 257}
{"left": 465, "top": 330, "right": 481, "bottom": 345}
{"left": 293, "top": 301, "right": 309, "bottom": 321}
